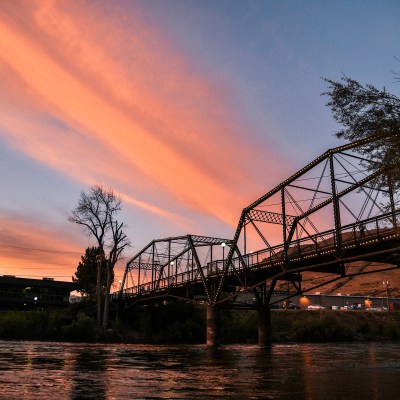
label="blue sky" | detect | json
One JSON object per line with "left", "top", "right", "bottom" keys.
{"left": 0, "top": 0, "right": 399, "bottom": 282}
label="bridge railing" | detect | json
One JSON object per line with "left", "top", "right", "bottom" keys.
{"left": 118, "top": 210, "right": 399, "bottom": 299}
{"left": 243, "top": 210, "right": 400, "bottom": 270}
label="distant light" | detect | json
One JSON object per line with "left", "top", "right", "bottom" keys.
{"left": 221, "top": 242, "right": 226, "bottom": 247}
{"left": 34, "top": 297, "right": 38, "bottom": 301}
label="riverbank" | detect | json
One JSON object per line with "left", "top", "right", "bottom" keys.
{"left": 1, "top": 302, "right": 400, "bottom": 343}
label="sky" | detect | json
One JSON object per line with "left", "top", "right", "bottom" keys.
{"left": 0, "top": 0, "right": 399, "bottom": 285}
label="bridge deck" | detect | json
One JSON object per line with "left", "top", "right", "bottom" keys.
{"left": 117, "top": 212, "right": 400, "bottom": 303}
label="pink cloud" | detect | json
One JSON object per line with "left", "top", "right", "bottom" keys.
{"left": 0, "top": 211, "right": 83, "bottom": 278}
{"left": 0, "top": 1, "right": 284, "bottom": 224}
{"left": 0, "top": 2, "right": 295, "bottom": 283}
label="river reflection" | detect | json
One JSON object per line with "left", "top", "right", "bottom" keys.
{"left": 0, "top": 341, "right": 400, "bottom": 399}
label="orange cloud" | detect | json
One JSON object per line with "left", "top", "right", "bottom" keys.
{"left": 0, "top": 104, "right": 190, "bottom": 226}
{"left": 0, "top": 212, "right": 82, "bottom": 278}
{"left": 0, "top": 0, "right": 281, "bottom": 231}
{"left": 0, "top": 0, "right": 293, "bottom": 286}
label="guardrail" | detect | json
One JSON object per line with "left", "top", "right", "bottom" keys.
{"left": 117, "top": 210, "right": 399, "bottom": 299}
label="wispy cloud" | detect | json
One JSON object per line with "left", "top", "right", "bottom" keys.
{"left": 0, "top": 211, "right": 82, "bottom": 277}
{"left": 0, "top": 1, "right": 289, "bottom": 277}
{"left": 0, "top": 0, "right": 279, "bottom": 225}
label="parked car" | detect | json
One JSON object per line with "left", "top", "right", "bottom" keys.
{"left": 285, "top": 303, "right": 300, "bottom": 309}
{"left": 307, "top": 304, "right": 325, "bottom": 310}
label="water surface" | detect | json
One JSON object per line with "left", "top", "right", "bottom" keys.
{"left": 1, "top": 341, "right": 400, "bottom": 399}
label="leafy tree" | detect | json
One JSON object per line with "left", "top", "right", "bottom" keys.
{"left": 73, "top": 247, "right": 112, "bottom": 300}
{"left": 69, "top": 185, "right": 130, "bottom": 328}
{"left": 323, "top": 75, "right": 400, "bottom": 191}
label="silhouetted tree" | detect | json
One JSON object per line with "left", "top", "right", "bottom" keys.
{"left": 73, "top": 247, "right": 112, "bottom": 301}
{"left": 102, "top": 219, "right": 129, "bottom": 329}
{"left": 323, "top": 75, "right": 400, "bottom": 192}
{"left": 69, "top": 185, "right": 130, "bottom": 328}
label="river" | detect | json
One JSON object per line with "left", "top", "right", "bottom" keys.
{"left": 0, "top": 341, "right": 400, "bottom": 399}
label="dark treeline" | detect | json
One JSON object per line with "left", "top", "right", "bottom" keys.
{"left": 1, "top": 302, "right": 400, "bottom": 343}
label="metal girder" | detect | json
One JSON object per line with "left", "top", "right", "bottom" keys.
{"left": 117, "top": 136, "right": 400, "bottom": 309}
{"left": 120, "top": 234, "right": 235, "bottom": 300}
{"left": 248, "top": 209, "right": 296, "bottom": 225}
{"left": 244, "top": 136, "right": 379, "bottom": 212}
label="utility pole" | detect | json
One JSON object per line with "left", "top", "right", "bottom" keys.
{"left": 383, "top": 277, "right": 390, "bottom": 311}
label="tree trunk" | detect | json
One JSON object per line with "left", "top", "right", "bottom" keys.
{"left": 102, "top": 264, "right": 113, "bottom": 330}
{"left": 96, "top": 255, "right": 102, "bottom": 326}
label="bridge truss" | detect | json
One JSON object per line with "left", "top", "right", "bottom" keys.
{"left": 120, "top": 235, "right": 245, "bottom": 304}
{"left": 223, "top": 137, "right": 400, "bottom": 305}
{"left": 119, "top": 137, "right": 400, "bottom": 308}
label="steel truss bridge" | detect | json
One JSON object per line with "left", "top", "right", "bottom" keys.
{"left": 117, "top": 138, "right": 400, "bottom": 313}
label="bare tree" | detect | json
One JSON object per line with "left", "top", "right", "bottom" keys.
{"left": 69, "top": 184, "right": 129, "bottom": 327}
{"left": 102, "top": 220, "right": 130, "bottom": 329}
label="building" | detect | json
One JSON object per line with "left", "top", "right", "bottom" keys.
{"left": 235, "top": 291, "right": 399, "bottom": 310}
{"left": 0, "top": 275, "right": 77, "bottom": 310}
{"left": 273, "top": 292, "right": 399, "bottom": 310}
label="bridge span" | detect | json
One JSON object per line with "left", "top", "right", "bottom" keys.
{"left": 116, "top": 138, "right": 400, "bottom": 345}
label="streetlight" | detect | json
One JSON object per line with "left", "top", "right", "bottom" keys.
{"left": 221, "top": 242, "right": 226, "bottom": 271}
{"left": 221, "top": 242, "right": 226, "bottom": 256}
{"left": 383, "top": 277, "right": 390, "bottom": 311}
{"left": 170, "top": 261, "right": 174, "bottom": 285}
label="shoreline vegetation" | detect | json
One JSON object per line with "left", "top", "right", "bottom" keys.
{"left": 1, "top": 302, "right": 400, "bottom": 344}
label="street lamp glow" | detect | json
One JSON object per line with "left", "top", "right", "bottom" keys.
{"left": 221, "top": 242, "right": 226, "bottom": 268}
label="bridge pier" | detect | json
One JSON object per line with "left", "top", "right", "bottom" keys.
{"left": 206, "top": 305, "right": 220, "bottom": 347}
{"left": 258, "top": 306, "right": 271, "bottom": 346}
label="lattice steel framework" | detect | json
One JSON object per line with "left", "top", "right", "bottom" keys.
{"left": 119, "top": 137, "right": 400, "bottom": 307}
{"left": 217, "top": 137, "right": 400, "bottom": 305}
{"left": 120, "top": 235, "right": 245, "bottom": 304}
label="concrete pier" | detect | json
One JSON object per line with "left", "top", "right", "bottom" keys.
{"left": 206, "top": 305, "right": 220, "bottom": 347}
{"left": 258, "top": 306, "right": 271, "bottom": 346}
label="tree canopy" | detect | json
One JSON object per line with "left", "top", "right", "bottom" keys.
{"left": 72, "top": 247, "right": 112, "bottom": 300}
{"left": 323, "top": 75, "right": 400, "bottom": 191}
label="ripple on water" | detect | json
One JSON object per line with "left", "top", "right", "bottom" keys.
{"left": 1, "top": 341, "right": 400, "bottom": 399}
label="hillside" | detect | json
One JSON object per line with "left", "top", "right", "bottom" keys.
{"left": 276, "top": 262, "right": 400, "bottom": 298}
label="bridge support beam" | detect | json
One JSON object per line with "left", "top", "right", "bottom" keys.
{"left": 258, "top": 306, "right": 271, "bottom": 346}
{"left": 206, "top": 305, "right": 220, "bottom": 347}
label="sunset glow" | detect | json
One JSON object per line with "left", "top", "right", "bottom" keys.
{"left": 0, "top": 0, "right": 398, "bottom": 281}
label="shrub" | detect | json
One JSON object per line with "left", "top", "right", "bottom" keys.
{"left": 0, "top": 311, "right": 30, "bottom": 339}
{"left": 62, "top": 313, "right": 98, "bottom": 341}
{"left": 292, "top": 314, "right": 354, "bottom": 342}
